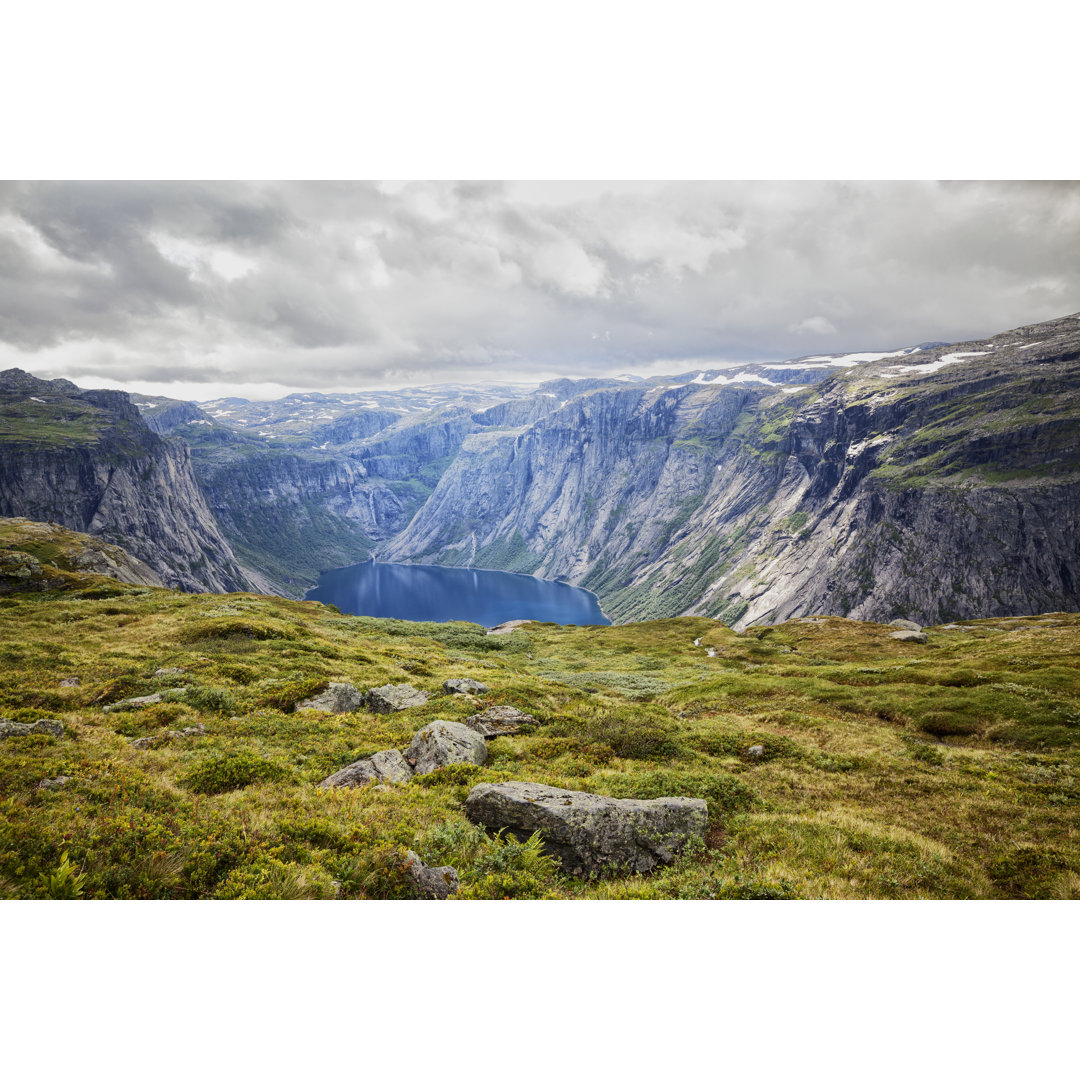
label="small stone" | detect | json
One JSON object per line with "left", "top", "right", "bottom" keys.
{"left": 296, "top": 682, "right": 363, "bottom": 713}
{"left": 890, "top": 630, "right": 928, "bottom": 643}
{"left": 443, "top": 678, "right": 490, "bottom": 695}
{"left": 319, "top": 748, "right": 414, "bottom": 789}
{"left": 404, "top": 850, "right": 459, "bottom": 899}
{"left": 103, "top": 693, "right": 163, "bottom": 713}
{"left": 464, "top": 705, "right": 538, "bottom": 738}
{"left": 405, "top": 720, "right": 488, "bottom": 775}
{"left": 130, "top": 735, "right": 166, "bottom": 749}
{"left": 364, "top": 683, "right": 430, "bottom": 713}
{"left": 37, "top": 776, "right": 71, "bottom": 790}
{"left": 889, "top": 619, "right": 923, "bottom": 632}
{"left": 154, "top": 667, "right": 186, "bottom": 678}
{"left": 0, "top": 718, "right": 64, "bottom": 739}
{"left": 746, "top": 745, "right": 765, "bottom": 759}
{"left": 59, "top": 677, "right": 80, "bottom": 688}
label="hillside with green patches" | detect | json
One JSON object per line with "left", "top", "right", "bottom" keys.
{"left": 2, "top": 564, "right": 1077, "bottom": 900}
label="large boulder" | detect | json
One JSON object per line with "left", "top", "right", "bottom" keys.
{"left": 890, "top": 630, "right": 928, "bottom": 643}
{"left": 404, "top": 721, "right": 488, "bottom": 775}
{"left": 443, "top": 678, "right": 490, "bottom": 695}
{"left": 296, "top": 682, "right": 363, "bottom": 713}
{"left": 0, "top": 718, "right": 64, "bottom": 739}
{"left": 890, "top": 619, "right": 923, "bottom": 631}
{"left": 365, "top": 684, "right": 430, "bottom": 713}
{"left": 319, "top": 749, "right": 414, "bottom": 789}
{"left": 464, "top": 705, "right": 538, "bottom": 738}
{"left": 464, "top": 781, "right": 708, "bottom": 878}
{"left": 404, "top": 850, "right": 459, "bottom": 899}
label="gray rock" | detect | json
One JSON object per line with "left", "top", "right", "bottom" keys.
{"left": 405, "top": 721, "right": 488, "bottom": 775}
{"left": 154, "top": 667, "right": 187, "bottom": 678}
{"left": 0, "top": 718, "right": 64, "bottom": 739}
{"left": 103, "top": 693, "right": 163, "bottom": 713}
{"left": 364, "top": 683, "right": 430, "bottom": 713}
{"left": 486, "top": 620, "right": 531, "bottom": 636}
{"left": 464, "top": 781, "right": 708, "bottom": 878}
{"left": 890, "top": 619, "right": 923, "bottom": 631}
{"left": 131, "top": 724, "right": 205, "bottom": 749}
{"left": 318, "top": 748, "right": 414, "bottom": 789}
{"left": 59, "top": 677, "right": 80, "bottom": 688}
{"left": 890, "top": 630, "right": 928, "bottom": 643}
{"left": 37, "top": 775, "right": 71, "bottom": 790}
{"left": 404, "top": 850, "right": 460, "bottom": 899}
{"left": 443, "top": 678, "right": 490, "bottom": 695}
{"left": 464, "top": 705, "right": 538, "bottom": 737}
{"left": 296, "top": 682, "right": 363, "bottom": 713}
{"left": 746, "top": 744, "right": 765, "bottom": 759}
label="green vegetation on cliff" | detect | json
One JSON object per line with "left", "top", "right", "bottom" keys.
{"left": 2, "top": 562, "right": 1077, "bottom": 900}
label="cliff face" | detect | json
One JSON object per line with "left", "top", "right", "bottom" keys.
{"left": 385, "top": 314, "right": 1080, "bottom": 626}
{"left": 0, "top": 371, "right": 253, "bottom": 593}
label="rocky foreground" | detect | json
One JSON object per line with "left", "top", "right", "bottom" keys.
{"left": 0, "top": 559, "right": 1077, "bottom": 899}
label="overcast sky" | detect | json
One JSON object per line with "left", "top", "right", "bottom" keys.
{"left": 1, "top": 180, "right": 1077, "bottom": 400}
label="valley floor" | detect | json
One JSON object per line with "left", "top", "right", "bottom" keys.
{"left": 1, "top": 579, "right": 1078, "bottom": 899}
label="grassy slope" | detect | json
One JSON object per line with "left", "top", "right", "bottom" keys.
{"left": 1, "top": 577, "right": 1077, "bottom": 900}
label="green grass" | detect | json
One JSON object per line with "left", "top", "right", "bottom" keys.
{"left": 1, "top": 563, "right": 1078, "bottom": 899}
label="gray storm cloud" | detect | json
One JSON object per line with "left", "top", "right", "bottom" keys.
{"left": 1, "top": 179, "right": 1077, "bottom": 395}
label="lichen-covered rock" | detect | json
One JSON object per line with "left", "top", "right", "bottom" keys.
{"left": 404, "top": 721, "right": 488, "bottom": 775}
{"left": 404, "top": 850, "right": 459, "bottom": 899}
{"left": 154, "top": 667, "right": 186, "bottom": 678}
{"left": 37, "top": 775, "right": 71, "bottom": 790}
{"left": 890, "top": 619, "right": 923, "bottom": 631}
{"left": 464, "top": 781, "right": 708, "bottom": 878}
{"left": 59, "top": 677, "right": 80, "bottom": 688}
{"left": 746, "top": 744, "right": 765, "bottom": 760}
{"left": 0, "top": 718, "right": 64, "bottom": 738}
{"left": 464, "top": 705, "right": 537, "bottom": 737}
{"left": 103, "top": 693, "right": 164, "bottom": 713}
{"left": 890, "top": 630, "right": 928, "bottom": 643}
{"left": 296, "top": 682, "right": 363, "bottom": 713}
{"left": 443, "top": 678, "right": 490, "bottom": 695}
{"left": 364, "top": 683, "right": 430, "bottom": 713}
{"left": 131, "top": 724, "right": 205, "bottom": 749}
{"left": 318, "top": 749, "right": 414, "bottom": 789}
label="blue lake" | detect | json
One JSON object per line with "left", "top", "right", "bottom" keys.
{"left": 305, "top": 560, "right": 611, "bottom": 627}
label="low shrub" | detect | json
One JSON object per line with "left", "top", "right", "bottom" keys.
{"left": 600, "top": 770, "right": 757, "bottom": 816}
{"left": 181, "top": 751, "right": 291, "bottom": 795}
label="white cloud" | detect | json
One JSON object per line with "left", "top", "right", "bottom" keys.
{"left": 791, "top": 315, "right": 837, "bottom": 335}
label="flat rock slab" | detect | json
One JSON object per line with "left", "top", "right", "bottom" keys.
{"left": 297, "top": 682, "right": 363, "bottom": 713}
{"left": 404, "top": 850, "right": 459, "bottom": 899}
{"left": 464, "top": 781, "right": 708, "bottom": 879}
{"left": 486, "top": 620, "right": 531, "bottom": 636}
{"left": 443, "top": 678, "right": 490, "bottom": 695}
{"left": 365, "top": 683, "right": 430, "bottom": 713}
{"left": 889, "top": 619, "right": 923, "bottom": 631}
{"left": 319, "top": 749, "right": 414, "bottom": 789}
{"left": 464, "top": 705, "right": 538, "bottom": 738}
{"left": 890, "top": 630, "right": 928, "bottom": 643}
{"left": 405, "top": 721, "right": 488, "bottom": 775}
{"left": 0, "top": 718, "right": 64, "bottom": 738}
{"left": 103, "top": 693, "right": 163, "bottom": 713}
{"left": 37, "top": 775, "right": 71, "bottom": 790}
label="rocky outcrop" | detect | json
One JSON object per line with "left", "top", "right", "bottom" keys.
{"left": 890, "top": 630, "right": 928, "bottom": 643}
{"left": 296, "top": 682, "right": 363, "bottom": 713}
{"left": 404, "top": 721, "right": 488, "bottom": 774}
{"left": 364, "top": 684, "right": 430, "bottom": 713}
{"left": 464, "top": 781, "right": 708, "bottom": 878}
{"left": 443, "top": 678, "right": 490, "bottom": 695}
{"left": 0, "top": 370, "right": 253, "bottom": 593}
{"left": 318, "top": 749, "right": 414, "bottom": 789}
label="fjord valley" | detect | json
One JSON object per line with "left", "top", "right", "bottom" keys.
{"left": 1, "top": 311, "right": 1079, "bottom": 899}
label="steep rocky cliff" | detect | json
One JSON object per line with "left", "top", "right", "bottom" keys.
{"left": 0, "top": 370, "right": 253, "bottom": 593}
{"left": 386, "top": 314, "right": 1080, "bottom": 626}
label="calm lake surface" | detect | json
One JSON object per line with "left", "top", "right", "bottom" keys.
{"left": 305, "top": 561, "right": 610, "bottom": 626}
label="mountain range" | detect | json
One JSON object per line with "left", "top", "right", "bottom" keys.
{"left": 2, "top": 311, "right": 1078, "bottom": 626}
